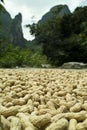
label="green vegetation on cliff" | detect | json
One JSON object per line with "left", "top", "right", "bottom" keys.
{"left": 0, "top": 3, "right": 87, "bottom": 68}
{"left": 29, "top": 5, "right": 87, "bottom": 66}
{"left": 0, "top": 4, "right": 48, "bottom": 68}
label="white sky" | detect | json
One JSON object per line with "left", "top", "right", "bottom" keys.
{"left": 3, "top": 0, "right": 87, "bottom": 40}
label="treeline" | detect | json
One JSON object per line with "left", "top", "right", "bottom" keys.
{"left": 1, "top": 5, "right": 87, "bottom": 68}
{"left": 0, "top": 42, "right": 48, "bottom": 68}
{"left": 0, "top": 2, "right": 48, "bottom": 68}
{"left": 29, "top": 6, "right": 87, "bottom": 66}
{"left": 0, "top": 27, "right": 48, "bottom": 68}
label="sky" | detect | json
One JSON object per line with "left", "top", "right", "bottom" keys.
{"left": 3, "top": 0, "right": 87, "bottom": 40}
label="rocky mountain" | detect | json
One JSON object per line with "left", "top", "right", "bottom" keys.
{"left": 10, "top": 13, "right": 26, "bottom": 47}
{"left": 29, "top": 4, "right": 71, "bottom": 50}
{"left": 0, "top": 4, "right": 26, "bottom": 47}
{"left": 0, "top": 4, "right": 71, "bottom": 49}
{"left": 39, "top": 4, "right": 71, "bottom": 23}
{"left": 0, "top": 4, "right": 11, "bottom": 30}
{"left": 0, "top": 4, "right": 11, "bottom": 43}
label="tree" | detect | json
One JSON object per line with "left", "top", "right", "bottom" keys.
{"left": 29, "top": 6, "right": 87, "bottom": 66}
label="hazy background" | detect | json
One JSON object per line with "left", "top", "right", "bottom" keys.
{"left": 4, "top": 0, "right": 87, "bottom": 40}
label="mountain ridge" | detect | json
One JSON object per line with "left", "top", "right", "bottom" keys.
{"left": 0, "top": 4, "right": 26, "bottom": 48}
{"left": 28, "top": 4, "right": 71, "bottom": 50}
{"left": 39, "top": 4, "right": 71, "bottom": 23}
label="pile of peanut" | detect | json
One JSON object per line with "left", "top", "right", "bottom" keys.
{"left": 0, "top": 68, "right": 87, "bottom": 130}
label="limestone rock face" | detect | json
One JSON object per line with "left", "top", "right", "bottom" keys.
{"left": 0, "top": 4, "right": 26, "bottom": 47}
{"left": 29, "top": 5, "right": 71, "bottom": 50}
{"left": 0, "top": 4, "right": 11, "bottom": 30}
{"left": 10, "top": 13, "right": 26, "bottom": 47}
{"left": 51, "top": 5, "right": 70, "bottom": 16}
{"left": 0, "top": 4, "right": 11, "bottom": 43}
{"left": 39, "top": 5, "right": 71, "bottom": 23}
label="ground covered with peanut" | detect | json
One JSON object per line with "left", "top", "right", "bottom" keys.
{"left": 0, "top": 68, "right": 87, "bottom": 130}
